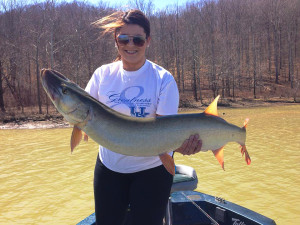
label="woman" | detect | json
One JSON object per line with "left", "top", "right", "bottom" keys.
{"left": 85, "top": 9, "right": 202, "bottom": 225}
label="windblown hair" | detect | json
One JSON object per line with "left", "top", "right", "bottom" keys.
{"left": 92, "top": 9, "right": 150, "bottom": 61}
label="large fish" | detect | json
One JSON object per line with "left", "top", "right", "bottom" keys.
{"left": 41, "top": 69, "right": 251, "bottom": 175}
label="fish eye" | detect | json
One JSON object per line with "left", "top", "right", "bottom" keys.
{"left": 62, "top": 87, "right": 68, "bottom": 94}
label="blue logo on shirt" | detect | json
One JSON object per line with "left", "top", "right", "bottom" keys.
{"left": 130, "top": 107, "right": 150, "bottom": 117}
{"left": 106, "top": 86, "right": 151, "bottom": 117}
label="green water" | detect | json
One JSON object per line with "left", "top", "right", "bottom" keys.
{"left": 0, "top": 105, "right": 299, "bottom": 224}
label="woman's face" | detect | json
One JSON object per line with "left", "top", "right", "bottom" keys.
{"left": 116, "top": 24, "right": 150, "bottom": 71}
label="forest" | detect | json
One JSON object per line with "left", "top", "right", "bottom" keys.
{"left": 0, "top": 0, "right": 299, "bottom": 115}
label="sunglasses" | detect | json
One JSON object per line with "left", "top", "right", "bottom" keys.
{"left": 117, "top": 34, "right": 146, "bottom": 47}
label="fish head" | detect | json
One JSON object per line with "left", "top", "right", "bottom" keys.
{"left": 41, "top": 69, "right": 91, "bottom": 125}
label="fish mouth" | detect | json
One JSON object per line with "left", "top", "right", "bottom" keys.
{"left": 66, "top": 105, "right": 91, "bottom": 124}
{"left": 41, "top": 69, "right": 69, "bottom": 81}
{"left": 41, "top": 69, "right": 64, "bottom": 101}
{"left": 51, "top": 70, "right": 69, "bottom": 81}
{"left": 66, "top": 107, "right": 78, "bottom": 115}
{"left": 41, "top": 69, "right": 91, "bottom": 124}
{"left": 41, "top": 69, "right": 72, "bottom": 100}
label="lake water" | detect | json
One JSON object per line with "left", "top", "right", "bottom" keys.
{"left": 0, "top": 105, "right": 299, "bottom": 224}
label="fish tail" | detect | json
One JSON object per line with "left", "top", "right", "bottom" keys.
{"left": 240, "top": 145, "right": 251, "bottom": 165}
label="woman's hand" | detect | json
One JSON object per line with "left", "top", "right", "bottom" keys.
{"left": 156, "top": 115, "right": 202, "bottom": 156}
{"left": 175, "top": 134, "right": 202, "bottom": 155}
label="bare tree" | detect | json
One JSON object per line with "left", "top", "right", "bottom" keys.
{"left": 0, "top": 60, "right": 5, "bottom": 112}
{"left": 0, "top": 0, "right": 299, "bottom": 113}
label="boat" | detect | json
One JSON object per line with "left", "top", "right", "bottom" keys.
{"left": 77, "top": 165, "right": 276, "bottom": 225}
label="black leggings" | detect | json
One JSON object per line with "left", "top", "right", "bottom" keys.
{"left": 94, "top": 154, "right": 173, "bottom": 225}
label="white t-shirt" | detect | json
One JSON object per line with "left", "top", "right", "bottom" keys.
{"left": 85, "top": 60, "right": 179, "bottom": 173}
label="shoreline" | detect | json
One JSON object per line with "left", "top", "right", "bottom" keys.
{"left": 0, "top": 120, "right": 71, "bottom": 130}
{"left": 1, "top": 98, "right": 298, "bottom": 130}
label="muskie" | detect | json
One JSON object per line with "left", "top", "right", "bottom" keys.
{"left": 41, "top": 69, "right": 251, "bottom": 175}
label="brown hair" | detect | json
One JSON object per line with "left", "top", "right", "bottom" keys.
{"left": 93, "top": 9, "right": 150, "bottom": 61}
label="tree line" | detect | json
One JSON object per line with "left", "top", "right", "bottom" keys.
{"left": 0, "top": 0, "right": 299, "bottom": 114}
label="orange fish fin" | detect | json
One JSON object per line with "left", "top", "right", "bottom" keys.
{"left": 212, "top": 146, "right": 225, "bottom": 170}
{"left": 204, "top": 95, "right": 220, "bottom": 116}
{"left": 83, "top": 132, "right": 88, "bottom": 142}
{"left": 71, "top": 126, "right": 82, "bottom": 153}
{"left": 159, "top": 153, "right": 175, "bottom": 176}
{"left": 241, "top": 145, "right": 251, "bottom": 165}
{"left": 243, "top": 118, "right": 249, "bottom": 129}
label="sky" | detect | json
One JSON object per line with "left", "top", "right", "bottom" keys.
{"left": 0, "top": 0, "right": 194, "bottom": 15}
{"left": 44, "top": 0, "right": 190, "bottom": 10}
{"left": 0, "top": 0, "right": 191, "bottom": 11}
{"left": 100, "top": 0, "right": 188, "bottom": 10}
